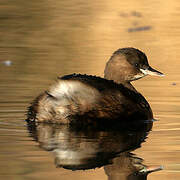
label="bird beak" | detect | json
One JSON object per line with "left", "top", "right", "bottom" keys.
{"left": 140, "top": 66, "right": 164, "bottom": 77}
{"left": 139, "top": 165, "right": 163, "bottom": 174}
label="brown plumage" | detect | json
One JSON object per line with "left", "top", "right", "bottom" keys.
{"left": 27, "top": 48, "right": 164, "bottom": 124}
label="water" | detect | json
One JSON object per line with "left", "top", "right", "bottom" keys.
{"left": 0, "top": 0, "right": 180, "bottom": 179}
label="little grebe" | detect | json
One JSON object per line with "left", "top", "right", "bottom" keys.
{"left": 27, "top": 47, "right": 164, "bottom": 123}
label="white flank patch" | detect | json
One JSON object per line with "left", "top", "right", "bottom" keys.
{"left": 49, "top": 80, "right": 77, "bottom": 97}
{"left": 48, "top": 80, "right": 100, "bottom": 103}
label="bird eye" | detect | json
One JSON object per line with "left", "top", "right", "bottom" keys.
{"left": 135, "top": 63, "right": 138, "bottom": 67}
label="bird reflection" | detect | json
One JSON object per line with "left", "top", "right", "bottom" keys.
{"left": 27, "top": 119, "right": 162, "bottom": 179}
{"left": 104, "top": 152, "right": 162, "bottom": 180}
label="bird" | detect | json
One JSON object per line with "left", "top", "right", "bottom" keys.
{"left": 27, "top": 47, "right": 164, "bottom": 124}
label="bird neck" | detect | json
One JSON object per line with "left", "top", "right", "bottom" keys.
{"left": 104, "top": 73, "right": 137, "bottom": 92}
{"left": 121, "top": 82, "right": 138, "bottom": 92}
